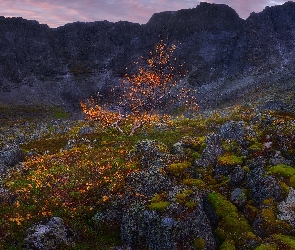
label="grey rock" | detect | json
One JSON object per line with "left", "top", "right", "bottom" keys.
{"left": 133, "top": 140, "right": 170, "bottom": 169}
{"left": 79, "top": 126, "right": 95, "bottom": 135}
{"left": 246, "top": 166, "right": 286, "bottom": 205}
{"left": 220, "top": 121, "right": 245, "bottom": 142}
{"left": 25, "top": 217, "right": 75, "bottom": 250}
{"left": 230, "top": 188, "right": 247, "bottom": 208}
{"left": 120, "top": 200, "right": 216, "bottom": 250}
{"left": 0, "top": 144, "right": 24, "bottom": 166}
{"left": 278, "top": 188, "right": 295, "bottom": 228}
{"left": 195, "top": 133, "right": 224, "bottom": 168}
{"left": 125, "top": 165, "right": 172, "bottom": 197}
{"left": 229, "top": 166, "right": 246, "bottom": 186}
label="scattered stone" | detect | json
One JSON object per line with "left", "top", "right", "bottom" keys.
{"left": 120, "top": 200, "right": 216, "bottom": 250}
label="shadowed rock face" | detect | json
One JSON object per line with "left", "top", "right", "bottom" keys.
{"left": 0, "top": 2, "right": 295, "bottom": 109}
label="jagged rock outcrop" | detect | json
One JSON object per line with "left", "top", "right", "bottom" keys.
{"left": 0, "top": 2, "right": 295, "bottom": 109}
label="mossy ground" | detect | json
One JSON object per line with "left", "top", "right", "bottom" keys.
{"left": 1, "top": 104, "right": 295, "bottom": 249}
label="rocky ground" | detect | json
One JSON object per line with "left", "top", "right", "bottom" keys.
{"left": 0, "top": 100, "right": 295, "bottom": 249}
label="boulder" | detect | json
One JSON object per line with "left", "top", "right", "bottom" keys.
{"left": 246, "top": 166, "right": 286, "bottom": 206}
{"left": 278, "top": 188, "right": 295, "bottom": 228}
{"left": 25, "top": 217, "right": 75, "bottom": 250}
{"left": 195, "top": 133, "right": 224, "bottom": 168}
{"left": 0, "top": 144, "right": 24, "bottom": 167}
{"left": 219, "top": 120, "right": 245, "bottom": 142}
{"left": 120, "top": 199, "right": 216, "bottom": 250}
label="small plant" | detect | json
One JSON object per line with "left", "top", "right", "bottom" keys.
{"left": 194, "top": 237, "right": 205, "bottom": 250}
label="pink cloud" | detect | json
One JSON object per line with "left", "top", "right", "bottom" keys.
{"left": 0, "top": 0, "right": 293, "bottom": 28}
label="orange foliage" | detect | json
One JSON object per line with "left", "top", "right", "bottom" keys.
{"left": 80, "top": 40, "right": 198, "bottom": 135}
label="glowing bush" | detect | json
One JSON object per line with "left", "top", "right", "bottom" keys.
{"left": 81, "top": 40, "right": 197, "bottom": 135}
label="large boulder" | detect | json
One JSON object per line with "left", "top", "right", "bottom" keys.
{"left": 25, "top": 217, "right": 75, "bottom": 250}
{"left": 120, "top": 198, "right": 216, "bottom": 250}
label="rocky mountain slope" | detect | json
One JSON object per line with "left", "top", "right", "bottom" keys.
{"left": 0, "top": 2, "right": 295, "bottom": 110}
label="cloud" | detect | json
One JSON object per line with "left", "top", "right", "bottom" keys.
{"left": 0, "top": 0, "right": 293, "bottom": 28}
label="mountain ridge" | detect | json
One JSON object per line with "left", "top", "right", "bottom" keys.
{"left": 0, "top": 1, "right": 295, "bottom": 111}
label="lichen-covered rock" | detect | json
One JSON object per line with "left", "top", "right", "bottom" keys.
{"left": 120, "top": 199, "right": 216, "bottom": 250}
{"left": 219, "top": 120, "right": 245, "bottom": 142}
{"left": 25, "top": 217, "right": 75, "bottom": 250}
{"left": 195, "top": 133, "right": 224, "bottom": 168}
{"left": 171, "top": 142, "right": 185, "bottom": 155}
{"left": 278, "top": 188, "right": 295, "bottom": 228}
{"left": 125, "top": 165, "right": 172, "bottom": 197}
{"left": 252, "top": 199, "right": 293, "bottom": 238}
{"left": 133, "top": 140, "right": 171, "bottom": 169}
{"left": 229, "top": 166, "right": 246, "bottom": 186}
{"left": 0, "top": 143, "right": 24, "bottom": 166}
{"left": 247, "top": 171, "right": 285, "bottom": 206}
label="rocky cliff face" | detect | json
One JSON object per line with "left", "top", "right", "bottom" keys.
{"left": 0, "top": 2, "right": 295, "bottom": 110}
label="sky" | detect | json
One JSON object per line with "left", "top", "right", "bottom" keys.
{"left": 0, "top": 0, "right": 290, "bottom": 28}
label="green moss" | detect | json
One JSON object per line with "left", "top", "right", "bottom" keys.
{"left": 176, "top": 193, "right": 187, "bottom": 204}
{"left": 192, "top": 152, "right": 201, "bottom": 160}
{"left": 166, "top": 161, "right": 191, "bottom": 176}
{"left": 148, "top": 201, "right": 170, "bottom": 211}
{"left": 273, "top": 234, "right": 295, "bottom": 248}
{"left": 53, "top": 107, "right": 70, "bottom": 119}
{"left": 22, "top": 136, "right": 69, "bottom": 154}
{"left": 222, "top": 140, "right": 241, "bottom": 154}
{"left": 280, "top": 181, "right": 290, "bottom": 199}
{"left": 268, "top": 164, "right": 295, "bottom": 178}
{"left": 217, "top": 153, "right": 245, "bottom": 166}
{"left": 220, "top": 240, "right": 236, "bottom": 250}
{"left": 185, "top": 201, "right": 197, "bottom": 209}
{"left": 290, "top": 175, "right": 295, "bottom": 188}
{"left": 194, "top": 237, "right": 205, "bottom": 250}
{"left": 183, "top": 178, "right": 205, "bottom": 187}
{"left": 207, "top": 192, "right": 238, "bottom": 217}
{"left": 150, "top": 193, "right": 164, "bottom": 203}
{"left": 208, "top": 192, "right": 252, "bottom": 243}
{"left": 255, "top": 243, "right": 278, "bottom": 250}
{"left": 249, "top": 142, "right": 263, "bottom": 151}
{"left": 176, "top": 190, "right": 193, "bottom": 204}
